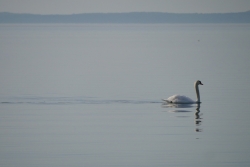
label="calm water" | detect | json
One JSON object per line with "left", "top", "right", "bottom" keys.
{"left": 0, "top": 24, "right": 250, "bottom": 167}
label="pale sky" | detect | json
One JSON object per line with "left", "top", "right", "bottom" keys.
{"left": 0, "top": 0, "right": 250, "bottom": 14}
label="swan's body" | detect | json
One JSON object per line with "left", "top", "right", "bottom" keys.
{"left": 162, "top": 80, "right": 203, "bottom": 104}
{"left": 164, "top": 95, "right": 196, "bottom": 104}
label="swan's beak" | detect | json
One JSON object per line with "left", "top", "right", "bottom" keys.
{"left": 200, "top": 82, "right": 203, "bottom": 85}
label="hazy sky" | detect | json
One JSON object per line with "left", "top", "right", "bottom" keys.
{"left": 0, "top": 0, "right": 250, "bottom": 14}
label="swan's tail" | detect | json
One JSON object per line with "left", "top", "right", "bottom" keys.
{"left": 162, "top": 99, "right": 171, "bottom": 103}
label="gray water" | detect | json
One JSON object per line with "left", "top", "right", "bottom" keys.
{"left": 0, "top": 24, "right": 250, "bottom": 167}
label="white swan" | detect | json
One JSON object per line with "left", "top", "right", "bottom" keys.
{"left": 162, "top": 80, "right": 203, "bottom": 104}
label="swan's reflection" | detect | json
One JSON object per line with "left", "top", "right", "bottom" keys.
{"left": 195, "top": 104, "right": 203, "bottom": 132}
{"left": 162, "top": 103, "right": 203, "bottom": 132}
{"left": 162, "top": 102, "right": 195, "bottom": 109}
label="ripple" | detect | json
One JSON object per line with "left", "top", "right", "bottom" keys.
{"left": 0, "top": 96, "right": 161, "bottom": 105}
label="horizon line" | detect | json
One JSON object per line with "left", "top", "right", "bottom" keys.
{"left": 1, "top": 10, "right": 250, "bottom": 15}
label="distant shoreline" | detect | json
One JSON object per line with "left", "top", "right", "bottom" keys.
{"left": 1, "top": 11, "right": 250, "bottom": 24}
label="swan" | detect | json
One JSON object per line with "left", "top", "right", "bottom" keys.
{"left": 162, "top": 80, "right": 203, "bottom": 104}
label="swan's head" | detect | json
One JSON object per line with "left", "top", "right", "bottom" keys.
{"left": 198, "top": 80, "right": 203, "bottom": 85}
{"left": 195, "top": 80, "right": 203, "bottom": 86}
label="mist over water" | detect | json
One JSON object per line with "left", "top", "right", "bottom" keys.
{"left": 0, "top": 24, "right": 250, "bottom": 167}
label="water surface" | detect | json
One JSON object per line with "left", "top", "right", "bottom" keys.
{"left": 0, "top": 24, "right": 250, "bottom": 167}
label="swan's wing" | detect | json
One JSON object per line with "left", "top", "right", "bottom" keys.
{"left": 163, "top": 95, "right": 195, "bottom": 104}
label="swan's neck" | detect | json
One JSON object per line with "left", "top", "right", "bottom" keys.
{"left": 195, "top": 84, "right": 200, "bottom": 103}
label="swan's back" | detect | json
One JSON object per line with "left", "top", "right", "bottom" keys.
{"left": 163, "top": 95, "right": 195, "bottom": 104}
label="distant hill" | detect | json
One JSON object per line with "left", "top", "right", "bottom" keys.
{"left": 0, "top": 11, "right": 250, "bottom": 23}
